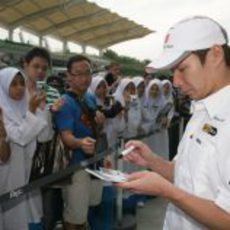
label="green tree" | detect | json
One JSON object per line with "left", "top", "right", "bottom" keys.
{"left": 103, "top": 49, "right": 150, "bottom": 76}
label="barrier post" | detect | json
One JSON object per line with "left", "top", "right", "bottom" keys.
{"left": 116, "top": 137, "right": 124, "bottom": 224}
{"left": 113, "top": 137, "right": 136, "bottom": 230}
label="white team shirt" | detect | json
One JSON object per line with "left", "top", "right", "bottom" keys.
{"left": 164, "top": 85, "right": 230, "bottom": 230}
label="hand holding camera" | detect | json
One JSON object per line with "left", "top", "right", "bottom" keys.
{"left": 29, "top": 92, "right": 46, "bottom": 113}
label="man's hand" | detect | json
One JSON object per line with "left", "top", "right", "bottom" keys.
{"left": 116, "top": 171, "right": 173, "bottom": 197}
{"left": 124, "top": 140, "right": 175, "bottom": 182}
{"left": 123, "top": 140, "right": 155, "bottom": 168}
{"left": 81, "top": 137, "right": 96, "bottom": 155}
{"left": 94, "top": 110, "right": 105, "bottom": 125}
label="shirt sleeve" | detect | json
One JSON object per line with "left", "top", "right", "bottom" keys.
{"left": 214, "top": 127, "right": 230, "bottom": 214}
{"left": 5, "top": 111, "right": 47, "bottom": 146}
{"left": 54, "top": 98, "right": 75, "bottom": 132}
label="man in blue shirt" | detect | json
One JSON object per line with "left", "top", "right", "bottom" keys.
{"left": 55, "top": 55, "right": 105, "bottom": 230}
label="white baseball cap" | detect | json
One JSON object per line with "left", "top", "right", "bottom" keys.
{"left": 147, "top": 16, "right": 228, "bottom": 71}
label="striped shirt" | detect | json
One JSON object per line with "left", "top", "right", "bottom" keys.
{"left": 36, "top": 81, "right": 60, "bottom": 109}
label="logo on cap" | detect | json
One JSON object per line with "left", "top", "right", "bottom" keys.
{"left": 164, "top": 33, "right": 173, "bottom": 49}
{"left": 164, "top": 34, "right": 170, "bottom": 44}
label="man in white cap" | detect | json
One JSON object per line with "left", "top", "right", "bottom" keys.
{"left": 117, "top": 16, "right": 230, "bottom": 229}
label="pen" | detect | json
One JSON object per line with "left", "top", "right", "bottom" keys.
{"left": 118, "top": 146, "right": 136, "bottom": 159}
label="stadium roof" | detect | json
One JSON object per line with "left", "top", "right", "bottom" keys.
{"left": 0, "top": 0, "right": 153, "bottom": 49}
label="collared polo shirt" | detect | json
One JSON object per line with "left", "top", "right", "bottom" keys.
{"left": 54, "top": 92, "right": 95, "bottom": 164}
{"left": 164, "top": 85, "right": 230, "bottom": 230}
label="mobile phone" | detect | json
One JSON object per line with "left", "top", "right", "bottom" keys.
{"left": 36, "top": 81, "right": 48, "bottom": 93}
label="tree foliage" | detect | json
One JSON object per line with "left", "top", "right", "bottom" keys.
{"left": 103, "top": 49, "right": 151, "bottom": 76}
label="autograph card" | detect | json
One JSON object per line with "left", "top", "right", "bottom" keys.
{"left": 85, "top": 167, "right": 128, "bottom": 183}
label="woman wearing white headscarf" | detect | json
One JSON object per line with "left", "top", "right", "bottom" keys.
{"left": 113, "top": 77, "right": 143, "bottom": 139}
{"left": 89, "top": 75, "right": 115, "bottom": 169}
{"left": 107, "top": 78, "right": 130, "bottom": 148}
{"left": 90, "top": 75, "right": 108, "bottom": 107}
{"left": 113, "top": 78, "right": 143, "bottom": 176}
{"left": 113, "top": 78, "right": 132, "bottom": 108}
{"left": 144, "top": 79, "right": 164, "bottom": 128}
{"left": 155, "top": 79, "right": 174, "bottom": 160}
{"left": 161, "top": 80, "right": 173, "bottom": 102}
{"left": 132, "top": 76, "right": 151, "bottom": 134}
{"left": 90, "top": 76, "right": 122, "bottom": 149}
{"left": 144, "top": 78, "right": 169, "bottom": 159}
{"left": 161, "top": 79, "right": 174, "bottom": 124}
{"left": 161, "top": 79, "right": 179, "bottom": 160}
{"left": 132, "top": 76, "right": 145, "bottom": 104}
{"left": 129, "top": 77, "right": 148, "bottom": 173}
{"left": 0, "top": 67, "right": 50, "bottom": 230}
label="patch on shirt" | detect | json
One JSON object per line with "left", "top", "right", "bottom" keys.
{"left": 80, "top": 113, "right": 93, "bottom": 130}
{"left": 196, "top": 138, "right": 202, "bottom": 145}
{"left": 202, "top": 123, "right": 217, "bottom": 136}
{"left": 213, "top": 116, "right": 225, "bottom": 122}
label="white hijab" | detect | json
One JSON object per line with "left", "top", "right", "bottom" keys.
{"left": 0, "top": 67, "right": 28, "bottom": 126}
{"left": 89, "top": 75, "right": 108, "bottom": 106}
{"left": 132, "top": 76, "right": 145, "bottom": 101}
{"left": 144, "top": 78, "right": 164, "bottom": 107}
{"left": 161, "top": 79, "right": 173, "bottom": 102}
{"left": 132, "top": 76, "right": 144, "bottom": 88}
{"left": 90, "top": 75, "right": 107, "bottom": 94}
{"left": 113, "top": 78, "right": 132, "bottom": 107}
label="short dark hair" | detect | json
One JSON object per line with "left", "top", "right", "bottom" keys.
{"left": 24, "top": 47, "right": 51, "bottom": 67}
{"left": 194, "top": 44, "right": 230, "bottom": 67}
{"left": 47, "top": 75, "right": 64, "bottom": 86}
{"left": 67, "top": 55, "right": 91, "bottom": 72}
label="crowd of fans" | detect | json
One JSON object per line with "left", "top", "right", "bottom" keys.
{"left": 0, "top": 47, "right": 191, "bottom": 230}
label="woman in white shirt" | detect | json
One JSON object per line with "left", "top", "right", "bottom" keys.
{"left": 132, "top": 76, "right": 150, "bottom": 135}
{"left": 161, "top": 79, "right": 174, "bottom": 126}
{"left": 113, "top": 78, "right": 143, "bottom": 175}
{"left": 144, "top": 79, "right": 169, "bottom": 159}
{"left": 113, "top": 78, "right": 142, "bottom": 140}
{"left": 0, "top": 67, "right": 50, "bottom": 230}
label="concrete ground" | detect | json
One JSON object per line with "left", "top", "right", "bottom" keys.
{"left": 54, "top": 197, "right": 167, "bottom": 230}
{"left": 136, "top": 198, "right": 168, "bottom": 230}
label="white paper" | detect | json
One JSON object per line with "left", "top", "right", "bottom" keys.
{"left": 85, "top": 167, "right": 128, "bottom": 183}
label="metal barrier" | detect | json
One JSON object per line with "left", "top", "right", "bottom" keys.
{"left": 0, "top": 123, "right": 181, "bottom": 207}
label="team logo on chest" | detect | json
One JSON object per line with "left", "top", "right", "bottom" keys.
{"left": 202, "top": 123, "right": 217, "bottom": 136}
